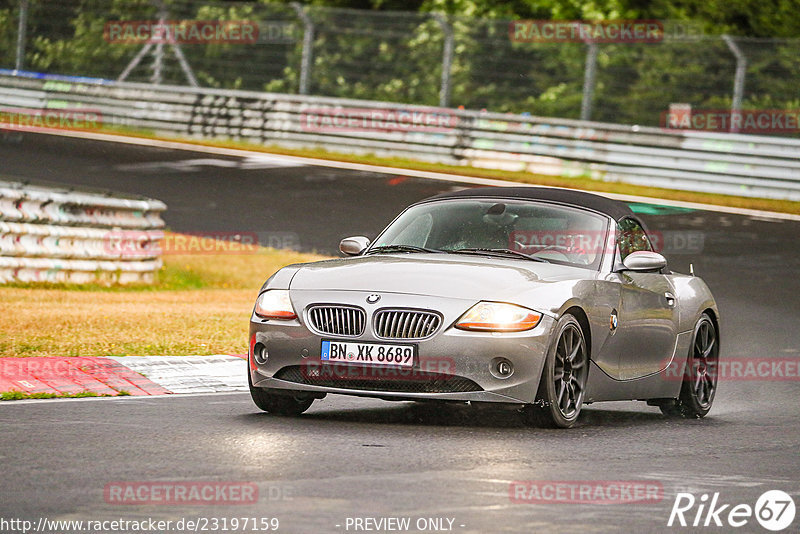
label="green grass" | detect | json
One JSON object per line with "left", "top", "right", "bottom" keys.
{"left": 0, "top": 234, "right": 330, "bottom": 357}
{"left": 1, "top": 390, "right": 132, "bottom": 401}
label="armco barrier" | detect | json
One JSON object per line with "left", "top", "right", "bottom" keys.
{"left": 1, "top": 71, "right": 799, "bottom": 201}
{"left": 0, "top": 179, "right": 166, "bottom": 284}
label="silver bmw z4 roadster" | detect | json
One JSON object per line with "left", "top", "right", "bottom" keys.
{"left": 248, "top": 186, "right": 720, "bottom": 428}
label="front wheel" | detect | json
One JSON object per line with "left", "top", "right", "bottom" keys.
{"left": 521, "top": 313, "right": 589, "bottom": 428}
{"left": 248, "top": 371, "right": 314, "bottom": 416}
{"left": 659, "top": 313, "right": 718, "bottom": 419}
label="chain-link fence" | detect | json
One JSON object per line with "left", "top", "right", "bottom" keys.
{"left": 2, "top": 0, "right": 799, "bottom": 131}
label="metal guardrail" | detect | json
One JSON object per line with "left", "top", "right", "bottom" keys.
{"left": 1, "top": 72, "right": 799, "bottom": 201}
{"left": 0, "top": 178, "right": 166, "bottom": 284}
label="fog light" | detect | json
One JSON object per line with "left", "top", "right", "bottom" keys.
{"left": 253, "top": 343, "right": 269, "bottom": 365}
{"left": 491, "top": 357, "right": 514, "bottom": 379}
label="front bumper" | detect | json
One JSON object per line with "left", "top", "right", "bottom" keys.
{"left": 249, "top": 290, "right": 556, "bottom": 404}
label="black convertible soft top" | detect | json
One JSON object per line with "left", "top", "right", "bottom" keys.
{"left": 424, "top": 186, "right": 635, "bottom": 221}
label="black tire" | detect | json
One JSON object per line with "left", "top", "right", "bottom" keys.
{"left": 659, "top": 313, "right": 718, "bottom": 419}
{"left": 248, "top": 371, "right": 314, "bottom": 416}
{"left": 521, "top": 313, "right": 589, "bottom": 428}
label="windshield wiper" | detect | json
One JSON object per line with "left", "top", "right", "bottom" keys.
{"left": 366, "top": 245, "right": 443, "bottom": 255}
{"left": 449, "top": 248, "right": 550, "bottom": 263}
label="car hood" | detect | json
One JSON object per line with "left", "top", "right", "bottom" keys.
{"left": 288, "top": 253, "right": 593, "bottom": 300}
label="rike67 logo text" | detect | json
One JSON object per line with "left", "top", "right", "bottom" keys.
{"left": 668, "top": 490, "right": 796, "bottom": 531}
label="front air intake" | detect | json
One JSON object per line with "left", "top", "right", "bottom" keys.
{"left": 373, "top": 309, "right": 441, "bottom": 340}
{"left": 307, "top": 305, "right": 366, "bottom": 337}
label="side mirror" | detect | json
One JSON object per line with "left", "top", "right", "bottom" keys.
{"left": 622, "top": 250, "right": 667, "bottom": 272}
{"left": 339, "top": 236, "right": 370, "bottom": 256}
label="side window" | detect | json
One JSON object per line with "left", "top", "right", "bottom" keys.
{"left": 617, "top": 218, "right": 652, "bottom": 260}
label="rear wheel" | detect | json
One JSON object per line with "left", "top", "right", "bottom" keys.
{"left": 659, "top": 313, "right": 718, "bottom": 419}
{"left": 248, "top": 371, "right": 314, "bottom": 416}
{"left": 521, "top": 314, "right": 589, "bottom": 428}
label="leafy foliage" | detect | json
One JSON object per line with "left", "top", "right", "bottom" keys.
{"left": 2, "top": 0, "right": 798, "bottom": 127}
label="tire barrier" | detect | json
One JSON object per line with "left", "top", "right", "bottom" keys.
{"left": 0, "top": 180, "right": 166, "bottom": 284}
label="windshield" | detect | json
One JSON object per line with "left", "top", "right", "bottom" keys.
{"left": 370, "top": 198, "right": 609, "bottom": 269}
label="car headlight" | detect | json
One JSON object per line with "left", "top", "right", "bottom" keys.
{"left": 455, "top": 302, "right": 541, "bottom": 332}
{"left": 254, "top": 290, "right": 297, "bottom": 320}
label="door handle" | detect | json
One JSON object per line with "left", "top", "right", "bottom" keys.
{"left": 664, "top": 292, "right": 676, "bottom": 307}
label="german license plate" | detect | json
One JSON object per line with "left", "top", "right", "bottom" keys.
{"left": 320, "top": 340, "right": 415, "bottom": 368}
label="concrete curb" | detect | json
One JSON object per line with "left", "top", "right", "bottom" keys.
{"left": 0, "top": 355, "right": 248, "bottom": 398}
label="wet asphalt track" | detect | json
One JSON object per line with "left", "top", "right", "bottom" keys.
{"left": 0, "top": 131, "right": 799, "bottom": 533}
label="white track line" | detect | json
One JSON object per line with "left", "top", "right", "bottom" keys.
{"left": 32, "top": 128, "right": 800, "bottom": 222}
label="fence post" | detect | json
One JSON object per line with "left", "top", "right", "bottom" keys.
{"left": 433, "top": 14, "right": 454, "bottom": 108}
{"left": 150, "top": 4, "right": 167, "bottom": 84}
{"left": 152, "top": 42, "right": 164, "bottom": 85}
{"left": 291, "top": 2, "right": 314, "bottom": 95}
{"left": 580, "top": 41, "right": 598, "bottom": 121}
{"left": 15, "top": 0, "right": 29, "bottom": 72}
{"left": 722, "top": 35, "right": 747, "bottom": 133}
